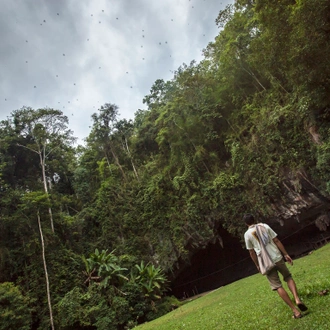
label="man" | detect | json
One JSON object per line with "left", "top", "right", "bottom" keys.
{"left": 243, "top": 214, "right": 308, "bottom": 319}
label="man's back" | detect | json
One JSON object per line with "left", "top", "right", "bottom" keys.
{"left": 244, "top": 223, "right": 282, "bottom": 263}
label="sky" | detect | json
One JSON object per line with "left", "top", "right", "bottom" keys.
{"left": 0, "top": 0, "right": 232, "bottom": 144}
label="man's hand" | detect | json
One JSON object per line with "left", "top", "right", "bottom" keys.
{"left": 284, "top": 254, "right": 293, "bottom": 265}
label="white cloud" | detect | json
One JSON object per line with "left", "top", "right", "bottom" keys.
{"left": 0, "top": 0, "right": 233, "bottom": 144}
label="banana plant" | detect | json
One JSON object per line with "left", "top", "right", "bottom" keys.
{"left": 133, "top": 261, "right": 169, "bottom": 300}
{"left": 82, "top": 249, "right": 128, "bottom": 288}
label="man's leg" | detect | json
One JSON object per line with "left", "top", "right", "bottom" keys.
{"left": 277, "top": 287, "right": 301, "bottom": 317}
{"left": 286, "top": 278, "right": 300, "bottom": 304}
{"left": 267, "top": 263, "right": 303, "bottom": 317}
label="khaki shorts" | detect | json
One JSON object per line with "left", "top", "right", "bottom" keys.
{"left": 266, "top": 258, "right": 292, "bottom": 290}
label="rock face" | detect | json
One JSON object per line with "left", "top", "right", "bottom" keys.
{"left": 268, "top": 170, "right": 330, "bottom": 227}
{"left": 170, "top": 172, "right": 330, "bottom": 298}
{"left": 267, "top": 170, "right": 330, "bottom": 244}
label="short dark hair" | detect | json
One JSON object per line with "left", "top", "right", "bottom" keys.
{"left": 243, "top": 214, "right": 255, "bottom": 225}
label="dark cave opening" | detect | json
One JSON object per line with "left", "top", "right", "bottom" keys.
{"left": 171, "top": 221, "right": 330, "bottom": 299}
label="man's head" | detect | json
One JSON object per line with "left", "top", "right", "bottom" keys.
{"left": 243, "top": 213, "right": 255, "bottom": 226}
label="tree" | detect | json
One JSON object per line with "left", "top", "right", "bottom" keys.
{"left": 21, "top": 192, "right": 55, "bottom": 330}
{"left": 115, "top": 119, "right": 140, "bottom": 181}
{"left": 12, "top": 107, "right": 75, "bottom": 233}
{"left": 88, "top": 103, "right": 127, "bottom": 182}
{"left": 0, "top": 282, "right": 32, "bottom": 330}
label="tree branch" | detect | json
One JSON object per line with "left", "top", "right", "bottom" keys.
{"left": 17, "top": 143, "right": 39, "bottom": 154}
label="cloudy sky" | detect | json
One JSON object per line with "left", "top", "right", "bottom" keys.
{"left": 0, "top": 0, "right": 232, "bottom": 143}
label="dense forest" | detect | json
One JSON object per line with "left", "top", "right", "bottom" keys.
{"left": 1, "top": 0, "right": 330, "bottom": 329}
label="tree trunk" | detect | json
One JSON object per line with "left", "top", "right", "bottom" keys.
{"left": 241, "top": 66, "right": 266, "bottom": 91}
{"left": 104, "top": 151, "right": 112, "bottom": 172}
{"left": 124, "top": 136, "right": 139, "bottom": 181}
{"left": 39, "top": 148, "right": 55, "bottom": 233}
{"left": 37, "top": 210, "right": 55, "bottom": 330}
{"left": 107, "top": 143, "right": 127, "bottom": 182}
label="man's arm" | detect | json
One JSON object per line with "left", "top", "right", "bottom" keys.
{"left": 248, "top": 249, "right": 260, "bottom": 272}
{"left": 273, "top": 237, "right": 293, "bottom": 265}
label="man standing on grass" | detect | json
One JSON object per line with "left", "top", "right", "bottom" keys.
{"left": 243, "top": 214, "right": 308, "bottom": 319}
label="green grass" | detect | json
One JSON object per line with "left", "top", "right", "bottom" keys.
{"left": 135, "top": 243, "right": 330, "bottom": 330}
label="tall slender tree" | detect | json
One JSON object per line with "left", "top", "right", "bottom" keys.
{"left": 12, "top": 107, "right": 75, "bottom": 232}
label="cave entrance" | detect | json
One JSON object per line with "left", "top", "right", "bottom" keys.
{"left": 170, "top": 227, "right": 252, "bottom": 299}
{"left": 170, "top": 222, "right": 330, "bottom": 299}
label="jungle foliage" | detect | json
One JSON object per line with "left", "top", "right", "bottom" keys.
{"left": 1, "top": 1, "right": 330, "bottom": 328}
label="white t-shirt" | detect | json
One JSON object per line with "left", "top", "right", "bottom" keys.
{"left": 244, "top": 223, "right": 283, "bottom": 263}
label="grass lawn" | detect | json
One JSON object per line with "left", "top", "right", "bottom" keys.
{"left": 135, "top": 243, "right": 330, "bottom": 330}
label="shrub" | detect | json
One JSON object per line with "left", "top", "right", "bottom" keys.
{"left": 0, "top": 282, "right": 32, "bottom": 330}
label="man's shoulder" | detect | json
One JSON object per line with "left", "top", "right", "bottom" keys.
{"left": 260, "top": 222, "right": 278, "bottom": 237}
{"left": 244, "top": 229, "right": 250, "bottom": 239}
{"left": 244, "top": 227, "right": 255, "bottom": 238}
{"left": 259, "top": 223, "right": 271, "bottom": 230}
